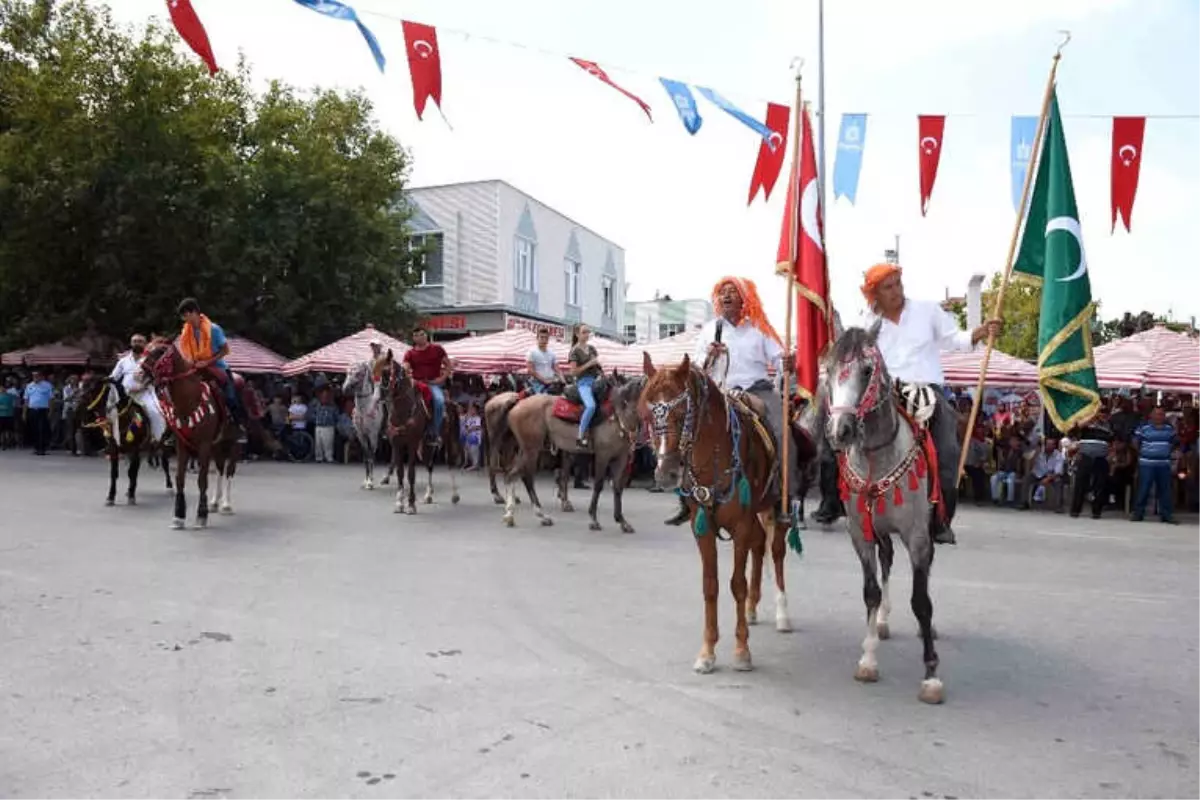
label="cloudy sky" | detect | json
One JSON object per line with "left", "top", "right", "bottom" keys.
{"left": 103, "top": 0, "right": 1199, "bottom": 329}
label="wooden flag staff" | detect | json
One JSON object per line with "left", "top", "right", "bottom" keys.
{"left": 781, "top": 59, "right": 804, "bottom": 518}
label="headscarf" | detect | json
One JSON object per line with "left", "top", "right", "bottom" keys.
{"left": 860, "top": 263, "right": 902, "bottom": 308}
{"left": 712, "top": 277, "right": 782, "bottom": 346}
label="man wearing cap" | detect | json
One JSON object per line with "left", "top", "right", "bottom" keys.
{"left": 856, "top": 263, "right": 1002, "bottom": 544}
{"left": 109, "top": 333, "right": 167, "bottom": 443}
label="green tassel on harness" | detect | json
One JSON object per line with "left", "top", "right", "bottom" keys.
{"left": 786, "top": 524, "right": 804, "bottom": 556}
{"left": 693, "top": 506, "right": 709, "bottom": 538}
{"left": 737, "top": 475, "right": 751, "bottom": 506}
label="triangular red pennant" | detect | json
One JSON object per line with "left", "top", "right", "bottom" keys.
{"left": 747, "top": 103, "right": 789, "bottom": 205}
{"left": 402, "top": 21, "right": 443, "bottom": 120}
{"left": 917, "top": 115, "right": 946, "bottom": 216}
{"left": 570, "top": 58, "right": 653, "bottom": 121}
{"left": 1111, "top": 116, "right": 1146, "bottom": 233}
{"left": 166, "top": 0, "right": 218, "bottom": 75}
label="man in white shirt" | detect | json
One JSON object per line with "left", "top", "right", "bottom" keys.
{"left": 526, "top": 328, "right": 561, "bottom": 393}
{"left": 664, "top": 277, "right": 795, "bottom": 526}
{"left": 856, "top": 263, "right": 1001, "bottom": 544}
{"left": 1020, "top": 436, "right": 1066, "bottom": 511}
{"left": 108, "top": 333, "right": 166, "bottom": 442}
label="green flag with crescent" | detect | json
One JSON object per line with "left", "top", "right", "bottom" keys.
{"left": 1012, "top": 88, "right": 1100, "bottom": 431}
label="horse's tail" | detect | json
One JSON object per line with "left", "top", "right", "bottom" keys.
{"left": 484, "top": 393, "right": 520, "bottom": 470}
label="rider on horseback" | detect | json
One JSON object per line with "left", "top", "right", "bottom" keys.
{"left": 568, "top": 324, "right": 602, "bottom": 449}
{"left": 666, "top": 277, "right": 796, "bottom": 526}
{"left": 109, "top": 333, "right": 167, "bottom": 443}
{"left": 854, "top": 263, "right": 1002, "bottom": 545}
{"left": 526, "top": 327, "right": 563, "bottom": 394}
{"left": 177, "top": 297, "right": 244, "bottom": 427}
{"left": 402, "top": 326, "right": 450, "bottom": 445}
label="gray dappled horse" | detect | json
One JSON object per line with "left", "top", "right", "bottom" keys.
{"left": 343, "top": 358, "right": 394, "bottom": 490}
{"left": 824, "top": 321, "right": 943, "bottom": 705}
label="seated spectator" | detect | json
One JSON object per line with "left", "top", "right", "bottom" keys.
{"left": 1021, "top": 437, "right": 1065, "bottom": 512}
{"left": 991, "top": 434, "right": 1025, "bottom": 506}
{"left": 963, "top": 423, "right": 991, "bottom": 505}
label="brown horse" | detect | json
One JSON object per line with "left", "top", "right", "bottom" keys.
{"left": 75, "top": 374, "right": 173, "bottom": 506}
{"left": 142, "top": 339, "right": 246, "bottom": 528}
{"left": 488, "top": 380, "right": 643, "bottom": 532}
{"left": 379, "top": 351, "right": 461, "bottom": 514}
{"left": 640, "top": 352, "right": 798, "bottom": 673}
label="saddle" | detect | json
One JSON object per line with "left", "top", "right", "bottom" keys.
{"left": 553, "top": 377, "right": 613, "bottom": 427}
{"left": 562, "top": 376, "right": 610, "bottom": 405}
{"left": 200, "top": 366, "right": 264, "bottom": 421}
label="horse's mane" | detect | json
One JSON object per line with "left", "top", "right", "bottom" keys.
{"left": 829, "top": 326, "right": 874, "bottom": 364}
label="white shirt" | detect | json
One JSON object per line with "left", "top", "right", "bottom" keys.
{"left": 693, "top": 317, "right": 782, "bottom": 390}
{"left": 109, "top": 352, "right": 146, "bottom": 393}
{"left": 1031, "top": 448, "right": 1065, "bottom": 478}
{"left": 288, "top": 403, "right": 308, "bottom": 429}
{"left": 526, "top": 347, "right": 558, "bottom": 381}
{"left": 860, "top": 299, "right": 975, "bottom": 385}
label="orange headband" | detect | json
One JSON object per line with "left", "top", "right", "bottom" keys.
{"left": 861, "top": 263, "right": 902, "bottom": 304}
{"left": 712, "top": 276, "right": 783, "bottom": 346}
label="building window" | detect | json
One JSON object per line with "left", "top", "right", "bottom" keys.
{"left": 623, "top": 324, "right": 637, "bottom": 341}
{"left": 659, "top": 322, "right": 686, "bottom": 339}
{"left": 410, "top": 233, "right": 444, "bottom": 286}
{"left": 601, "top": 276, "right": 615, "bottom": 317}
{"left": 564, "top": 258, "right": 581, "bottom": 307}
{"left": 514, "top": 238, "right": 536, "bottom": 292}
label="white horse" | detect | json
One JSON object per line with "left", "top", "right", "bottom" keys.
{"left": 342, "top": 358, "right": 394, "bottom": 490}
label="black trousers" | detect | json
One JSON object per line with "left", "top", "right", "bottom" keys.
{"left": 1070, "top": 454, "right": 1109, "bottom": 517}
{"left": 27, "top": 408, "right": 50, "bottom": 454}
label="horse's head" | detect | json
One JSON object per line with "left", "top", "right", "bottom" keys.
{"left": 824, "top": 320, "right": 891, "bottom": 450}
{"left": 640, "top": 351, "right": 704, "bottom": 484}
{"left": 612, "top": 375, "right": 646, "bottom": 440}
{"left": 141, "top": 337, "right": 181, "bottom": 384}
{"left": 343, "top": 359, "right": 373, "bottom": 396}
{"left": 75, "top": 373, "right": 110, "bottom": 425}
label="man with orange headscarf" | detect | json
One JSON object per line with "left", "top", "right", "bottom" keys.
{"left": 857, "top": 263, "right": 1001, "bottom": 544}
{"left": 663, "top": 277, "right": 796, "bottom": 526}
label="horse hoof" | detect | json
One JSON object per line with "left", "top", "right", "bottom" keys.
{"left": 692, "top": 656, "right": 716, "bottom": 674}
{"left": 620, "top": 524, "right": 636, "bottom": 534}
{"left": 854, "top": 662, "right": 880, "bottom": 683}
{"left": 919, "top": 678, "right": 945, "bottom": 705}
{"left": 877, "top": 622, "right": 891, "bottom": 640}
{"left": 492, "top": 495, "right": 505, "bottom": 505}
{"left": 775, "top": 616, "right": 793, "bottom": 633}
{"left": 127, "top": 497, "right": 137, "bottom": 506}
{"left": 539, "top": 517, "right": 554, "bottom": 527}
{"left": 407, "top": 505, "right": 417, "bottom": 515}
{"left": 561, "top": 502, "right": 574, "bottom": 513}
{"left": 731, "top": 650, "right": 754, "bottom": 672}
{"left": 394, "top": 505, "right": 403, "bottom": 514}
{"left": 588, "top": 521, "right": 602, "bottom": 532}
{"left": 451, "top": 494, "right": 460, "bottom": 505}
{"left": 195, "top": 518, "right": 208, "bottom": 530}
{"left": 746, "top": 608, "right": 758, "bottom": 626}
{"left": 219, "top": 504, "right": 233, "bottom": 515}
{"left": 423, "top": 496, "right": 433, "bottom": 505}
{"left": 380, "top": 477, "right": 390, "bottom": 486}
{"left": 503, "top": 515, "right": 515, "bottom": 528}
{"left": 105, "top": 498, "right": 116, "bottom": 507}
{"left": 171, "top": 518, "right": 185, "bottom": 530}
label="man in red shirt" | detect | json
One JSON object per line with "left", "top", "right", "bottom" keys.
{"left": 402, "top": 326, "right": 451, "bottom": 442}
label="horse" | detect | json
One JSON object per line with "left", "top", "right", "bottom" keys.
{"left": 141, "top": 338, "right": 251, "bottom": 528}
{"left": 640, "top": 351, "right": 797, "bottom": 673}
{"left": 483, "top": 391, "right": 521, "bottom": 506}
{"left": 75, "top": 374, "right": 173, "bottom": 505}
{"left": 490, "top": 378, "right": 643, "bottom": 532}
{"left": 342, "top": 357, "right": 394, "bottom": 490}
{"left": 378, "top": 351, "right": 461, "bottom": 514}
{"left": 824, "top": 322, "right": 943, "bottom": 704}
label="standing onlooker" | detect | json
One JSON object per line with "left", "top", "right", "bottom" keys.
{"left": 460, "top": 402, "right": 482, "bottom": 470}
{"left": 1131, "top": 406, "right": 1179, "bottom": 524}
{"left": 1069, "top": 415, "right": 1113, "bottom": 519}
{"left": 991, "top": 433, "right": 1024, "bottom": 506}
{"left": 288, "top": 394, "right": 309, "bottom": 435}
{"left": 60, "top": 375, "right": 80, "bottom": 454}
{"left": 312, "top": 389, "right": 338, "bottom": 464}
{"left": 0, "top": 379, "right": 16, "bottom": 450}
{"left": 23, "top": 369, "right": 54, "bottom": 456}
{"left": 267, "top": 395, "right": 288, "bottom": 436}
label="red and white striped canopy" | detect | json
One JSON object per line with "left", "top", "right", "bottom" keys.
{"left": 281, "top": 326, "right": 409, "bottom": 376}
{"left": 584, "top": 335, "right": 644, "bottom": 376}
{"left": 640, "top": 330, "right": 701, "bottom": 368}
{"left": 444, "top": 329, "right": 566, "bottom": 374}
{"left": 168, "top": 335, "right": 287, "bottom": 374}
{"left": 940, "top": 349, "right": 1039, "bottom": 389}
{"left": 1093, "top": 325, "right": 1200, "bottom": 392}
{"left": 1, "top": 342, "right": 94, "bottom": 367}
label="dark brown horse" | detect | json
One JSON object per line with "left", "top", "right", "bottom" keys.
{"left": 75, "top": 375, "right": 173, "bottom": 505}
{"left": 142, "top": 339, "right": 244, "bottom": 528}
{"left": 640, "top": 352, "right": 799, "bottom": 673}
{"left": 379, "top": 351, "right": 461, "bottom": 514}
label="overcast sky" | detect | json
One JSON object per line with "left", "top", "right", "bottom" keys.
{"left": 102, "top": 0, "right": 1200, "bottom": 330}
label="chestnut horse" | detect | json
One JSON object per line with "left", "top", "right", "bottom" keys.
{"left": 640, "top": 352, "right": 797, "bottom": 673}
{"left": 378, "top": 351, "right": 461, "bottom": 514}
{"left": 142, "top": 339, "right": 244, "bottom": 529}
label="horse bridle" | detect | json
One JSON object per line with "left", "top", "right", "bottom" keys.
{"left": 827, "top": 344, "right": 902, "bottom": 452}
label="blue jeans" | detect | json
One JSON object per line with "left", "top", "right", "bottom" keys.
{"left": 1135, "top": 462, "right": 1174, "bottom": 520}
{"left": 429, "top": 384, "right": 445, "bottom": 436}
{"left": 577, "top": 376, "right": 596, "bottom": 439}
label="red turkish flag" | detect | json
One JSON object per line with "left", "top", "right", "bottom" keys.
{"left": 747, "top": 103, "right": 790, "bottom": 205}
{"left": 917, "top": 115, "right": 946, "bottom": 216}
{"left": 402, "top": 21, "right": 443, "bottom": 120}
{"left": 775, "top": 104, "right": 831, "bottom": 399}
{"left": 166, "top": 0, "right": 217, "bottom": 75}
{"left": 1111, "top": 116, "right": 1146, "bottom": 233}
{"left": 570, "top": 58, "right": 653, "bottom": 121}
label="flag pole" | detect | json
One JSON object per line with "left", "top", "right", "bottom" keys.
{"left": 955, "top": 32, "right": 1070, "bottom": 482}
{"left": 781, "top": 60, "right": 804, "bottom": 518}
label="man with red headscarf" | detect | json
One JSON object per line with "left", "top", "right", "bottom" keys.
{"left": 856, "top": 263, "right": 1001, "bottom": 544}
{"left": 663, "top": 277, "right": 795, "bottom": 526}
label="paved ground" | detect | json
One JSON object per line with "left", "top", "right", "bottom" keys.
{"left": 1, "top": 451, "right": 1196, "bottom": 798}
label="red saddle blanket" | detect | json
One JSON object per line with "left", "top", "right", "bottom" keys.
{"left": 552, "top": 396, "right": 612, "bottom": 424}
{"left": 202, "top": 368, "right": 263, "bottom": 419}
{"left": 413, "top": 381, "right": 433, "bottom": 406}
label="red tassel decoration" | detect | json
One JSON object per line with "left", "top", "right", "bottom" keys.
{"left": 908, "top": 469, "right": 919, "bottom": 491}
{"left": 839, "top": 476, "right": 850, "bottom": 502}
{"left": 875, "top": 495, "right": 887, "bottom": 516}
{"left": 861, "top": 516, "right": 873, "bottom": 540}
{"left": 915, "top": 454, "right": 927, "bottom": 478}
{"left": 894, "top": 483, "right": 904, "bottom": 506}
{"left": 856, "top": 492, "right": 869, "bottom": 515}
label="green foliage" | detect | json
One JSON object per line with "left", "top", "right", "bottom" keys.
{"left": 0, "top": 0, "right": 421, "bottom": 356}
{"left": 984, "top": 272, "right": 1042, "bottom": 360}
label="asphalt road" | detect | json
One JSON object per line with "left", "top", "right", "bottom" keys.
{"left": 1, "top": 452, "right": 1197, "bottom": 798}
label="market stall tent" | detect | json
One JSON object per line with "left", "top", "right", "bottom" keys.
{"left": 281, "top": 326, "right": 410, "bottom": 376}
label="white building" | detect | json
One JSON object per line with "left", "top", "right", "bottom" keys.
{"left": 623, "top": 296, "right": 713, "bottom": 344}
{"left": 402, "top": 179, "right": 625, "bottom": 341}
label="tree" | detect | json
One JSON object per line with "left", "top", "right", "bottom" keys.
{"left": 0, "top": 0, "right": 421, "bottom": 356}
{"left": 980, "top": 272, "right": 1042, "bottom": 360}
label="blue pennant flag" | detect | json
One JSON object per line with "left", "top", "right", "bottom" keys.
{"left": 292, "top": 0, "right": 386, "bottom": 73}
{"left": 659, "top": 78, "right": 702, "bottom": 135}
{"left": 833, "top": 113, "right": 868, "bottom": 204}
{"left": 1010, "top": 115, "right": 1038, "bottom": 211}
{"left": 696, "top": 87, "right": 776, "bottom": 149}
